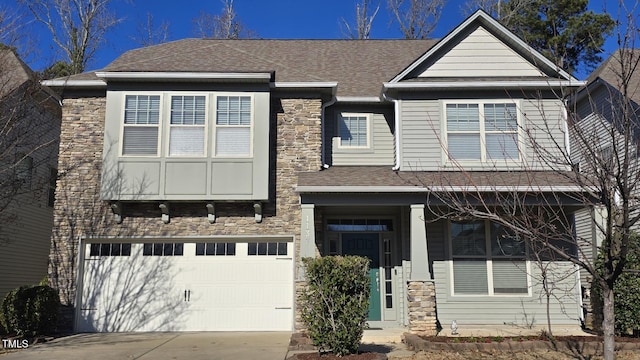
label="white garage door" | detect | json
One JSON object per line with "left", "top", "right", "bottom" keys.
{"left": 77, "top": 240, "right": 293, "bottom": 332}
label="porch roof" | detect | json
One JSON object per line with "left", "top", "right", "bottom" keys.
{"left": 296, "top": 166, "right": 587, "bottom": 193}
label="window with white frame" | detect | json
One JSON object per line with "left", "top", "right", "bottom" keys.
{"left": 450, "top": 220, "right": 528, "bottom": 295}
{"left": 338, "top": 113, "right": 369, "bottom": 148}
{"left": 445, "top": 101, "right": 519, "bottom": 161}
{"left": 122, "top": 95, "right": 160, "bottom": 156}
{"left": 215, "top": 95, "right": 251, "bottom": 156}
{"left": 169, "top": 95, "right": 206, "bottom": 156}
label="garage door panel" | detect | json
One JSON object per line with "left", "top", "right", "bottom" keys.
{"left": 79, "top": 241, "right": 293, "bottom": 332}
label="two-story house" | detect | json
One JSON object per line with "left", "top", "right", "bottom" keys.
{"left": 0, "top": 50, "right": 61, "bottom": 300}
{"left": 44, "top": 10, "right": 588, "bottom": 334}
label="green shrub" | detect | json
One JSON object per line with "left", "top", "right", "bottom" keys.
{"left": 1, "top": 285, "right": 60, "bottom": 337}
{"left": 300, "top": 256, "right": 370, "bottom": 356}
{"left": 591, "top": 233, "right": 640, "bottom": 336}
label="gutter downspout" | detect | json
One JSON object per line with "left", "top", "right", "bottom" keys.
{"left": 383, "top": 91, "right": 401, "bottom": 170}
{"left": 321, "top": 95, "right": 337, "bottom": 168}
{"left": 563, "top": 100, "right": 571, "bottom": 158}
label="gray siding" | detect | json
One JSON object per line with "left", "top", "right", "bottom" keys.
{"left": 399, "top": 96, "right": 569, "bottom": 171}
{"left": 419, "top": 26, "right": 542, "bottom": 78}
{"left": 433, "top": 261, "right": 580, "bottom": 326}
{"left": 325, "top": 105, "right": 394, "bottom": 166}
{"left": 101, "top": 87, "right": 270, "bottom": 201}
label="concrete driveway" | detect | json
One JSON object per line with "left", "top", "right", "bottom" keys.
{"left": 1, "top": 332, "right": 292, "bottom": 360}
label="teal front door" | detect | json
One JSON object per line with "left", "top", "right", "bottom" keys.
{"left": 341, "top": 233, "right": 381, "bottom": 321}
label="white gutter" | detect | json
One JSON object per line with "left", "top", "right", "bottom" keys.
{"left": 95, "top": 71, "right": 272, "bottom": 81}
{"left": 563, "top": 100, "right": 571, "bottom": 157}
{"left": 41, "top": 79, "right": 107, "bottom": 87}
{"left": 382, "top": 92, "right": 401, "bottom": 170}
{"left": 271, "top": 82, "right": 338, "bottom": 89}
{"left": 383, "top": 80, "right": 587, "bottom": 90}
{"left": 296, "top": 185, "right": 589, "bottom": 193}
{"left": 335, "top": 96, "right": 380, "bottom": 102}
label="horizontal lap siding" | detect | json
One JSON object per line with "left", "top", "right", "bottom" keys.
{"left": 521, "top": 98, "right": 568, "bottom": 170}
{"left": 433, "top": 261, "right": 580, "bottom": 326}
{"left": 401, "top": 99, "right": 442, "bottom": 171}
{"left": 331, "top": 112, "right": 394, "bottom": 166}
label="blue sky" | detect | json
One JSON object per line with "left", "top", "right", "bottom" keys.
{"left": 9, "top": 0, "right": 619, "bottom": 78}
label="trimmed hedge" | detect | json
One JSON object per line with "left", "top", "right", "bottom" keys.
{"left": 300, "top": 256, "right": 370, "bottom": 356}
{"left": 592, "top": 233, "right": 640, "bottom": 336}
{"left": 1, "top": 285, "right": 60, "bottom": 337}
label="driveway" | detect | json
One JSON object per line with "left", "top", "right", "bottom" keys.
{"left": 1, "top": 332, "right": 292, "bottom": 360}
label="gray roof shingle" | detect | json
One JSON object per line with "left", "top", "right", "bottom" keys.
{"left": 72, "top": 39, "right": 438, "bottom": 97}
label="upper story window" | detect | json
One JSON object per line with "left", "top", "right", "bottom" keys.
{"left": 123, "top": 95, "right": 160, "bottom": 156}
{"left": 338, "top": 113, "right": 369, "bottom": 148}
{"left": 169, "top": 95, "right": 207, "bottom": 156}
{"left": 215, "top": 96, "right": 252, "bottom": 156}
{"left": 445, "top": 101, "right": 519, "bottom": 162}
{"left": 450, "top": 220, "right": 528, "bottom": 296}
{"left": 120, "top": 93, "right": 253, "bottom": 158}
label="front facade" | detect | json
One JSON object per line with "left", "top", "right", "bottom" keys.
{"left": 46, "top": 11, "right": 588, "bottom": 334}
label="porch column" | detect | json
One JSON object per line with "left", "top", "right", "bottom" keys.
{"left": 410, "top": 204, "right": 430, "bottom": 280}
{"left": 300, "top": 204, "right": 316, "bottom": 260}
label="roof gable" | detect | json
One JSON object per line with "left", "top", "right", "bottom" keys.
{"left": 390, "top": 10, "right": 577, "bottom": 83}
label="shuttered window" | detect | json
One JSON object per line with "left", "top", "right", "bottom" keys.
{"left": 339, "top": 114, "right": 369, "bottom": 147}
{"left": 216, "top": 96, "right": 251, "bottom": 156}
{"left": 123, "top": 95, "right": 160, "bottom": 156}
{"left": 446, "top": 101, "right": 519, "bottom": 162}
{"left": 451, "top": 220, "right": 528, "bottom": 296}
{"left": 169, "top": 95, "right": 206, "bottom": 156}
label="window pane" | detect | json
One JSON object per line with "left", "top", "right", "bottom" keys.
{"left": 196, "top": 243, "right": 205, "bottom": 256}
{"left": 227, "top": 243, "right": 236, "bottom": 255}
{"left": 277, "top": 242, "right": 287, "bottom": 255}
{"left": 153, "top": 243, "right": 163, "bottom": 256}
{"left": 446, "top": 104, "right": 479, "bottom": 131}
{"left": 217, "top": 96, "right": 251, "bottom": 125}
{"left": 216, "top": 243, "right": 226, "bottom": 255}
{"left": 484, "top": 103, "right": 517, "bottom": 131}
{"left": 90, "top": 244, "right": 100, "bottom": 256}
{"left": 248, "top": 242, "right": 257, "bottom": 255}
{"left": 486, "top": 134, "right": 519, "bottom": 160}
{"left": 258, "top": 242, "right": 267, "bottom": 255}
{"left": 451, "top": 222, "right": 486, "bottom": 256}
{"left": 169, "top": 127, "right": 205, "bottom": 156}
{"left": 491, "top": 224, "right": 526, "bottom": 257}
{"left": 171, "top": 96, "right": 206, "bottom": 125}
{"left": 121, "top": 243, "right": 131, "bottom": 256}
{"left": 143, "top": 243, "right": 152, "bottom": 256}
{"left": 206, "top": 243, "right": 216, "bottom": 255}
{"left": 163, "top": 243, "right": 174, "bottom": 256}
{"left": 448, "top": 134, "right": 481, "bottom": 160}
{"left": 110, "top": 243, "right": 121, "bottom": 256}
{"left": 493, "top": 260, "right": 528, "bottom": 294}
{"left": 100, "top": 243, "right": 110, "bottom": 256}
{"left": 123, "top": 127, "right": 158, "bottom": 155}
{"left": 339, "top": 115, "right": 368, "bottom": 147}
{"left": 125, "top": 95, "right": 159, "bottom": 125}
{"left": 453, "top": 260, "right": 488, "bottom": 294}
{"left": 216, "top": 127, "right": 250, "bottom": 155}
{"left": 268, "top": 242, "right": 277, "bottom": 255}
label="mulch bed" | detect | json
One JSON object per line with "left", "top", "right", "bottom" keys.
{"left": 289, "top": 351, "right": 387, "bottom": 360}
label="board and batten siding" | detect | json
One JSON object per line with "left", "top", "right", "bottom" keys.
{"left": 399, "top": 97, "right": 568, "bottom": 171}
{"left": 326, "top": 106, "right": 395, "bottom": 166}
{"left": 419, "top": 26, "right": 543, "bottom": 78}
{"left": 433, "top": 261, "right": 581, "bottom": 326}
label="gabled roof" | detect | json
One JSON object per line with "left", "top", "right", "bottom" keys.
{"left": 51, "top": 39, "right": 436, "bottom": 97}
{"left": 386, "top": 10, "right": 581, "bottom": 89}
{"left": 0, "top": 50, "right": 35, "bottom": 98}
{"left": 583, "top": 49, "right": 640, "bottom": 104}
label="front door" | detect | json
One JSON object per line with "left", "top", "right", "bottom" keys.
{"left": 341, "top": 233, "right": 381, "bottom": 321}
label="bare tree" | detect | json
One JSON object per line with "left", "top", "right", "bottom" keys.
{"left": 0, "top": 4, "right": 25, "bottom": 49}
{"left": 19, "top": 0, "right": 120, "bottom": 74}
{"left": 461, "top": 0, "right": 532, "bottom": 25}
{"left": 131, "top": 12, "right": 171, "bottom": 47}
{"left": 341, "top": 0, "right": 380, "bottom": 39}
{"left": 387, "top": 0, "right": 446, "bottom": 39}
{"left": 192, "top": 0, "right": 256, "bottom": 39}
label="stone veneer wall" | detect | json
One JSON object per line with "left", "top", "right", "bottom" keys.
{"left": 49, "top": 95, "right": 322, "bottom": 322}
{"left": 407, "top": 281, "right": 438, "bottom": 335}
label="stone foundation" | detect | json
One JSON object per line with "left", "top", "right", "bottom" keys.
{"left": 407, "top": 280, "right": 437, "bottom": 335}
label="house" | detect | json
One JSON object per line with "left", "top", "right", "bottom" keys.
{"left": 571, "top": 49, "right": 640, "bottom": 325}
{"left": 43, "top": 10, "right": 589, "bottom": 334}
{"left": 0, "top": 50, "right": 61, "bottom": 300}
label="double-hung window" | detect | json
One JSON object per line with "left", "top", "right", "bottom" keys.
{"left": 338, "top": 113, "right": 369, "bottom": 148}
{"left": 215, "top": 95, "right": 251, "bottom": 156}
{"left": 169, "top": 95, "right": 206, "bottom": 156}
{"left": 122, "top": 95, "right": 160, "bottom": 156}
{"left": 451, "top": 220, "right": 528, "bottom": 296}
{"left": 446, "top": 101, "right": 519, "bottom": 161}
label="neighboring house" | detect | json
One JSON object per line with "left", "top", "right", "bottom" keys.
{"left": 0, "top": 50, "right": 61, "bottom": 300}
{"left": 571, "top": 49, "right": 640, "bottom": 325}
{"left": 44, "top": 11, "right": 588, "bottom": 334}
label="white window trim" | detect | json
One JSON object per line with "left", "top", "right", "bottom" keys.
{"left": 165, "top": 93, "right": 209, "bottom": 158}
{"left": 336, "top": 112, "right": 371, "bottom": 149}
{"left": 448, "top": 219, "right": 532, "bottom": 297}
{"left": 212, "top": 93, "right": 254, "bottom": 158}
{"left": 120, "top": 92, "right": 163, "bottom": 157}
{"left": 441, "top": 99, "right": 523, "bottom": 166}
